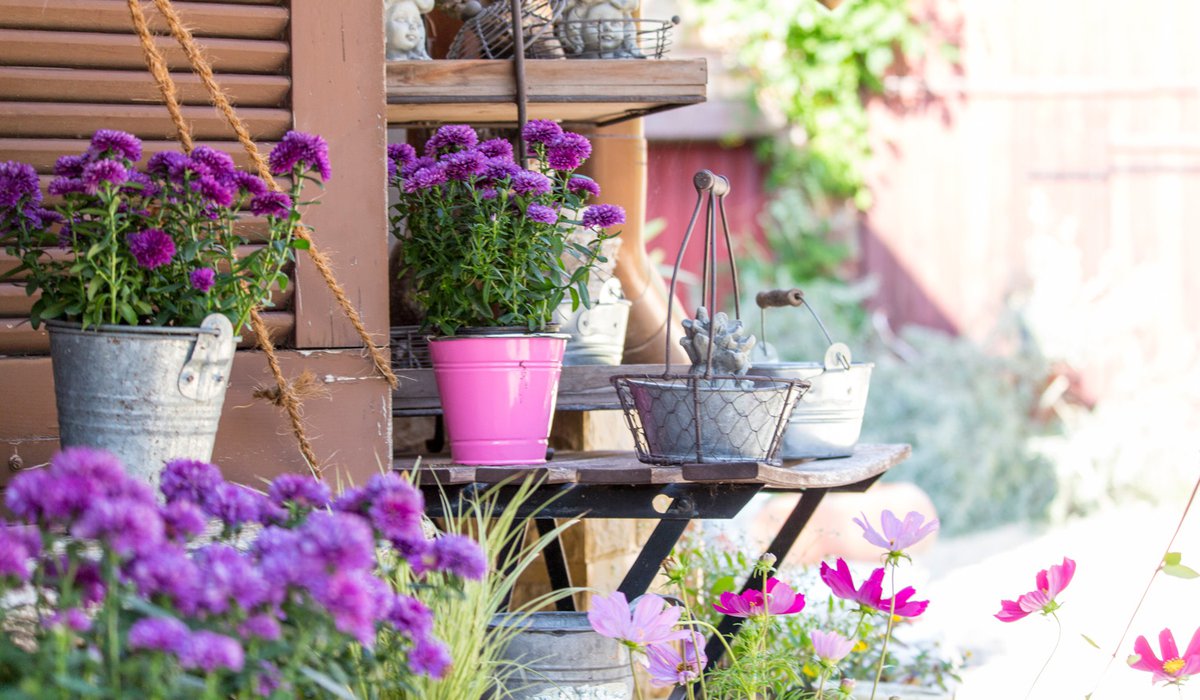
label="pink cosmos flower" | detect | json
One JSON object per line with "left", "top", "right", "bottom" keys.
{"left": 820, "top": 558, "right": 929, "bottom": 617}
{"left": 854, "top": 509, "right": 939, "bottom": 556}
{"left": 712, "top": 577, "right": 806, "bottom": 618}
{"left": 588, "top": 592, "right": 690, "bottom": 649}
{"left": 811, "top": 629, "right": 855, "bottom": 664}
{"left": 1128, "top": 627, "right": 1200, "bottom": 685}
{"left": 645, "top": 639, "right": 706, "bottom": 687}
{"left": 994, "top": 557, "right": 1076, "bottom": 622}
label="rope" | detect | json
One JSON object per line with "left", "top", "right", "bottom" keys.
{"left": 147, "top": 0, "right": 398, "bottom": 391}
{"left": 249, "top": 308, "right": 323, "bottom": 472}
{"left": 126, "top": 0, "right": 193, "bottom": 151}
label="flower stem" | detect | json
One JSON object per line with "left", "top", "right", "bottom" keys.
{"left": 814, "top": 668, "right": 829, "bottom": 700}
{"left": 630, "top": 650, "right": 645, "bottom": 700}
{"left": 869, "top": 566, "right": 898, "bottom": 700}
{"left": 1024, "top": 611, "right": 1062, "bottom": 700}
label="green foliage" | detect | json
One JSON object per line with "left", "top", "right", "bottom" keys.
{"left": 690, "top": 0, "right": 928, "bottom": 208}
{"left": 383, "top": 476, "right": 581, "bottom": 699}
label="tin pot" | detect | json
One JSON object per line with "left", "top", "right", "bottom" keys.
{"left": 553, "top": 278, "right": 631, "bottom": 366}
{"left": 487, "top": 612, "right": 634, "bottom": 700}
{"left": 46, "top": 314, "right": 236, "bottom": 485}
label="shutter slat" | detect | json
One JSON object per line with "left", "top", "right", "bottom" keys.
{"left": 0, "top": 0, "right": 288, "bottom": 40}
{"left": 0, "top": 67, "right": 289, "bottom": 108}
{"left": 0, "top": 102, "right": 290, "bottom": 141}
{"left": 0, "top": 29, "right": 289, "bottom": 74}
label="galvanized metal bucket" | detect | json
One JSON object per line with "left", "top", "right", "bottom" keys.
{"left": 553, "top": 278, "right": 631, "bottom": 366}
{"left": 753, "top": 289, "right": 872, "bottom": 459}
{"left": 46, "top": 314, "right": 236, "bottom": 485}
{"left": 487, "top": 612, "right": 634, "bottom": 700}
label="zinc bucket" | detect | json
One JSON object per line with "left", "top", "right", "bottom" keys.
{"left": 46, "top": 314, "right": 236, "bottom": 485}
{"left": 487, "top": 612, "right": 634, "bottom": 700}
{"left": 429, "top": 333, "right": 567, "bottom": 465}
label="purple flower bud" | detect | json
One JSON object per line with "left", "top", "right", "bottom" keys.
{"left": 81, "top": 159, "right": 129, "bottom": 193}
{"left": 232, "top": 171, "right": 268, "bottom": 197}
{"left": 368, "top": 482, "right": 425, "bottom": 544}
{"left": 189, "top": 267, "right": 216, "bottom": 293}
{"left": 72, "top": 497, "right": 165, "bottom": 557}
{"left": 300, "top": 511, "right": 376, "bottom": 572}
{"left": 146, "top": 151, "right": 187, "bottom": 178}
{"left": 410, "top": 636, "right": 452, "bottom": 678}
{"left": 197, "top": 175, "right": 234, "bottom": 207}
{"left": 48, "top": 608, "right": 92, "bottom": 632}
{"left": 478, "top": 138, "right": 514, "bottom": 160}
{"left": 161, "top": 499, "right": 208, "bottom": 541}
{"left": 0, "top": 161, "right": 41, "bottom": 209}
{"left": 268, "top": 473, "right": 331, "bottom": 509}
{"left": 53, "top": 155, "right": 87, "bottom": 178}
{"left": 179, "top": 631, "right": 244, "bottom": 673}
{"left": 240, "top": 613, "right": 282, "bottom": 641}
{"left": 249, "top": 190, "right": 292, "bottom": 219}
{"left": 389, "top": 594, "right": 433, "bottom": 639}
{"left": 510, "top": 170, "right": 552, "bottom": 197}
{"left": 388, "top": 143, "right": 417, "bottom": 170}
{"left": 404, "top": 164, "right": 448, "bottom": 192}
{"left": 124, "top": 546, "right": 201, "bottom": 609}
{"left": 188, "top": 146, "right": 237, "bottom": 183}
{"left": 430, "top": 534, "right": 488, "bottom": 580}
{"left": 0, "top": 528, "right": 32, "bottom": 582}
{"left": 424, "top": 124, "right": 478, "bottom": 156}
{"left": 204, "top": 482, "right": 274, "bottom": 528}
{"left": 442, "top": 149, "right": 487, "bottom": 181}
{"left": 48, "top": 177, "right": 86, "bottom": 197}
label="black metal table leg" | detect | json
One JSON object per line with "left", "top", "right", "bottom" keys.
{"left": 535, "top": 518, "right": 576, "bottom": 612}
{"left": 617, "top": 519, "right": 689, "bottom": 598}
{"left": 703, "top": 488, "right": 830, "bottom": 670}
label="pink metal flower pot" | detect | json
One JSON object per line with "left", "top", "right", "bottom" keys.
{"left": 429, "top": 334, "right": 568, "bottom": 465}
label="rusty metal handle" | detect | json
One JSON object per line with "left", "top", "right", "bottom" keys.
{"left": 756, "top": 288, "right": 804, "bottom": 309}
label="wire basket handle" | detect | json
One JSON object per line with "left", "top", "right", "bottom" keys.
{"left": 663, "top": 170, "right": 739, "bottom": 378}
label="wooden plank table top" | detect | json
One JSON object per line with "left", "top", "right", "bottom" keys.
{"left": 396, "top": 443, "right": 910, "bottom": 490}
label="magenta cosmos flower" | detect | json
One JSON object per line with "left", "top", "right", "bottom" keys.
{"left": 588, "top": 592, "right": 690, "bottom": 650}
{"left": 820, "top": 558, "right": 929, "bottom": 617}
{"left": 854, "top": 509, "right": 939, "bottom": 558}
{"left": 811, "top": 629, "right": 855, "bottom": 664}
{"left": 994, "top": 557, "right": 1076, "bottom": 622}
{"left": 712, "top": 577, "right": 805, "bottom": 618}
{"left": 1128, "top": 627, "right": 1200, "bottom": 685}
{"left": 645, "top": 639, "right": 706, "bottom": 687}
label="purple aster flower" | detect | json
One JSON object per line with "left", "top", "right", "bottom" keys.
{"left": 253, "top": 526, "right": 312, "bottom": 585}
{"left": 45, "top": 556, "right": 107, "bottom": 606}
{"left": 255, "top": 662, "right": 283, "bottom": 697}
{"left": 389, "top": 594, "right": 433, "bottom": 639}
{"left": 127, "top": 228, "right": 176, "bottom": 270}
{"left": 193, "top": 543, "right": 273, "bottom": 614}
{"left": 146, "top": 151, "right": 187, "bottom": 178}
{"left": 232, "top": 171, "right": 268, "bottom": 197}
{"left": 510, "top": 170, "right": 552, "bottom": 197}
{"left": 567, "top": 176, "right": 600, "bottom": 198}
{"left": 48, "top": 608, "right": 92, "bottom": 633}
{"left": 161, "top": 499, "right": 208, "bottom": 542}
{"left": 161, "top": 458, "right": 224, "bottom": 505}
{"left": 22, "top": 206, "right": 62, "bottom": 230}
{"left": 522, "top": 119, "right": 563, "bottom": 145}
{"left": 298, "top": 511, "right": 376, "bottom": 572}
{"left": 53, "top": 155, "right": 87, "bottom": 178}
{"left": 367, "top": 482, "right": 425, "bottom": 543}
{"left": 4, "top": 466, "right": 100, "bottom": 525}
{"left": 268, "top": 473, "right": 331, "bottom": 509}
{"left": 179, "top": 631, "right": 245, "bottom": 673}
{"left": 546, "top": 132, "right": 592, "bottom": 171}
{"left": 188, "top": 146, "right": 236, "bottom": 182}
{"left": 268, "top": 131, "right": 331, "bottom": 181}
{"left": 430, "top": 534, "right": 487, "bottom": 580}
{"left": 424, "top": 124, "right": 478, "bottom": 156}
{"left": 124, "top": 546, "right": 200, "bottom": 610}
{"left": 315, "top": 571, "right": 382, "bottom": 647}
{"left": 88, "top": 129, "right": 142, "bottom": 162}
{"left": 0, "top": 528, "right": 32, "bottom": 582}
{"left": 388, "top": 142, "right": 417, "bottom": 171}
{"left": 204, "top": 482, "right": 274, "bottom": 528}
{"left": 81, "top": 159, "right": 129, "bottom": 192}
{"left": 189, "top": 267, "right": 216, "bottom": 293}
{"left": 525, "top": 203, "right": 558, "bottom": 225}
{"left": 409, "top": 636, "right": 452, "bottom": 678}
{"left": 402, "top": 156, "right": 436, "bottom": 179}
{"left": 332, "top": 485, "right": 371, "bottom": 515}
{"left": 52, "top": 446, "right": 126, "bottom": 484}
{"left": 479, "top": 138, "right": 514, "bottom": 160}
{"left": 581, "top": 204, "right": 625, "bottom": 229}
{"left": 240, "top": 613, "right": 281, "bottom": 641}
{"left": 404, "top": 164, "right": 448, "bottom": 192}
{"left": 483, "top": 156, "right": 521, "bottom": 184}
{"left": 128, "top": 617, "right": 190, "bottom": 654}
{"left": 122, "top": 171, "right": 160, "bottom": 198}
{"left": 0, "top": 161, "right": 41, "bottom": 208}
{"left": 442, "top": 149, "right": 487, "bottom": 181}
{"left": 249, "top": 190, "right": 292, "bottom": 218}
{"left": 48, "top": 177, "right": 86, "bottom": 196}
{"left": 478, "top": 187, "right": 499, "bottom": 200}
{"left": 73, "top": 497, "right": 165, "bottom": 557}
{"left": 197, "top": 175, "right": 234, "bottom": 207}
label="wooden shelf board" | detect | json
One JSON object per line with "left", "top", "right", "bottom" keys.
{"left": 386, "top": 58, "right": 706, "bottom": 127}
{"left": 395, "top": 444, "right": 911, "bottom": 490}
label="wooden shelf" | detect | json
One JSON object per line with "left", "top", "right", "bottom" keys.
{"left": 396, "top": 444, "right": 911, "bottom": 490}
{"left": 393, "top": 363, "right": 663, "bottom": 415}
{"left": 385, "top": 58, "right": 706, "bottom": 127}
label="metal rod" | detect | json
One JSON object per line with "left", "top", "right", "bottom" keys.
{"left": 717, "top": 192, "right": 740, "bottom": 320}
{"left": 509, "top": 0, "right": 529, "bottom": 159}
{"left": 665, "top": 186, "right": 706, "bottom": 375}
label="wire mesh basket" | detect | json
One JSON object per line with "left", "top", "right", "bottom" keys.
{"left": 390, "top": 325, "right": 432, "bottom": 370}
{"left": 555, "top": 17, "right": 677, "bottom": 59}
{"left": 448, "top": 0, "right": 567, "bottom": 59}
{"left": 611, "top": 170, "right": 809, "bottom": 466}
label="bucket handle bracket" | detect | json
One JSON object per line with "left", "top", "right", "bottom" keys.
{"left": 179, "top": 314, "right": 236, "bottom": 401}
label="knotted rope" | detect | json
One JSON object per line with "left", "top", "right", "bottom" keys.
{"left": 126, "top": 0, "right": 398, "bottom": 474}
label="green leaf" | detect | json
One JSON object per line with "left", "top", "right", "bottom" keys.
{"left": 1162, "top": 563, "right": 1199, "bottom": 579}
{"left": 1164, "top": 552, "right": 1182, "bottom": 566}
{"left": 118, "top": 301, "right": 138, "bottom": 325}
{"left": 1081, "top": 633, "right": 1101, "bottom": 649}
{"left": 291, "top": 237, "right": 310, "bottom": 250}
{"left": 298, "top": 667, "right": 358, "bottom": 700}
